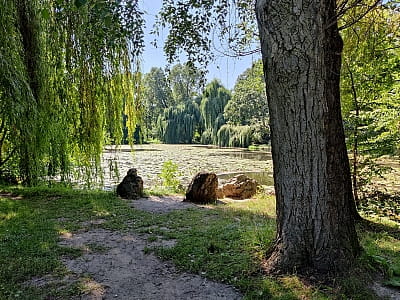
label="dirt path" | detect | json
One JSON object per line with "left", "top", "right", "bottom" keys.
{"left": 129, "top": 195, "right": 196, "bottom": 213}
{"left": 58, "top": 196, "right": 242, "bottom": 300}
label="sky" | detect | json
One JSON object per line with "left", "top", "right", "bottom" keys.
{"left": 139, "top": 0, "right": 260, "bottom": 90}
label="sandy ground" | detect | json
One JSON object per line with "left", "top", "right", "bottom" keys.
{"left": 129, "top": 195, "right": 196, "bottom": 213}
{"left": 54, "top": 196, "right": 242, "bottom": 299}
{"left": 59, "top": 229, "right": 241, "bottom": 300}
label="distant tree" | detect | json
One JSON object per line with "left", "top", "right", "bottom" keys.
{"left": 222, "top": 60, "right": 270, "bottom": 145}
{"left": 224, "top": 60, "right": 268, "bottom": 127}
{"left": 200, "top": 80, "right": 231, "bottom": 144}
{"left": 217, "top": 124, "right": 253, "bottom": 148}
{"left": 144, "top": 67, "right": 174, "bottom": 109}
{"left": 142, "top": 63, "right": 204, "bottom": 143}
{"left": 143, "top": 68, "right": 173, "bottom": 140}
{"left": 157, "top": 101, "right": 201, "bottom": 144}
{"left": 168, "top": 63, "right": 202, "bottom": 103}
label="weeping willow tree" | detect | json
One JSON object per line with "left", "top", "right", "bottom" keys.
{"left": 0, "top": 0, "right": 144, "bottom": 185}
{"left": 217, "top": 125, "right": 253, "bottom": 148}
{"left": 199, "top": 80, "right": 231, "bottom": 144}
{"left": 156, "top": 101, "right": 201, "bottom": 144}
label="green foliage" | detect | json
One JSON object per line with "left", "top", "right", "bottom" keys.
{"left": 168, "top": 63, "right": 202, "bottom": 103}
{"left": 158, "top": 160, "right": 182, "bottom": 193}
{"left": 217, "top": 125, "right": 253, "bottom": 148}
{"left": 360, "top": 191, "right": 400, "bottom": 223}
{"left": 214, "top": 123, "right": 270, "bottom": 148}
{"left": 340, "top": 5, "right": 400, "bottom": 200}
{"left": 156, "top": 1, "right": 258, "bottom": 69}
{"left": 142, "top": 63, "right": 203, "bottom": 143}
{"left": 157, "top": 101, "right": 201, "bottom": 144}
{"left": 0, "top": 0, "right": 144, "bottom": 185}
{"left": 360, "top": 225, "right": 400, "bottom": 289}
{"left": 224, "top": 60, "right": 269, "bottom": 129}
{"left": 200, "top": 79, "right": 231, "bottom": 143}
{"left": 142, "top": 67, "right": 174, "bottom": 140}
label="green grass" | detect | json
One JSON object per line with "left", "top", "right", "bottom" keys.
{"left": 0, "top": 185, "right": 399, "bottom": 299}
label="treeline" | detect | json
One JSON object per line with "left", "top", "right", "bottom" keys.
{"left": 129, "top": 61, "right": 270, "bottom": 147}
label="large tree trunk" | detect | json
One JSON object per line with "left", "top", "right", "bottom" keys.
{"left": 255, "top": 0, "right": 361, "bottom": 273}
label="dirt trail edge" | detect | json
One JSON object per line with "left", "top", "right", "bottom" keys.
{"left": 59, "top": 196, "right": 242, "bottom": 300}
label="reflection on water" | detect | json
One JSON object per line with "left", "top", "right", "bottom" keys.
{"left": 101, "top": 144, "right": 274, "bottom": 189}
{"left": 210, "top": 151, "right": 272, "bottom": 161}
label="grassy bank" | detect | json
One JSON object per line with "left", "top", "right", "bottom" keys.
{"left": 0, "top": 185, "right": 399, "bottom": 299}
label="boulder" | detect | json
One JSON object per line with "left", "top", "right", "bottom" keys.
{"left": 216, "top": 187, "right": 225, "bottom": 199}
{"left": 222, "top": 174, "right": 258, "bottom": 199}
{"left": 116, "top": 168, "right": 144, "bottom": 199}
{"left": 184, "top": 172, "right": 218, "bottom": 204}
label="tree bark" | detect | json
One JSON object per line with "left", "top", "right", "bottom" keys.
{"left": 255, "top": 0, "right": 361, "bottom": 274}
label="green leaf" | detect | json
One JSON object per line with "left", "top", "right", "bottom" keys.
{"left": 384, "top": 277, "right": 400, "bottom": 288}
{"left": 74, "top": 0, "right": 88, "bottom": 9}
{"left": 41, "top": 8, "right": 50, "bottom": 20}
{"left": 392, "top": 265, "right": 400, "bottom": 276}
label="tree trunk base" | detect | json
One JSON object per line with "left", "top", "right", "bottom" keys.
{"left": 262, "top": 240, "right": 361, "bottom": 276}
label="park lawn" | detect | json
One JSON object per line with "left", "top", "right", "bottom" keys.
{"left": 0, "top": 185, "right": 399, "bottom": 299}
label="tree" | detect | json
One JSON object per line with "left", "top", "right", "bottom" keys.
{"left": 168, "top": 63, "right": 202, "bottom": 103}
{"left": 224, "top": 60, "right": 268, "bottom": 127}
{"left": 199, "top": 79, "right": 231, "bottom": 144}
{"left": 156, "top": 101, "right": 201, "bottom": 144}
{"left": 158, "top": 0, "right": 363, "bottom": 274}
{"left": 223, "top": 60, "right": 270, "bottom": 145}
{"left": 1, "top": 0, "right": 144, "bottom": 184}
{"left": 143, "top": 67, "right": 173, "bottom": 140}
{"left": 341, "top": 5, "right": 400, "bottom": 200}
{"left": 141, "top": 63, "right": 203, "bottom": 143}
{"left": 255, "top": 0, "right": 360, "bottom": 273}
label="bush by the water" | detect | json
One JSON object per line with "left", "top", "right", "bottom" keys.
{"left": 158, "top": 160, "right": 182, "bottom": 192}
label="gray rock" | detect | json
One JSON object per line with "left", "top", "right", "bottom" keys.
{"left": 184, "top": 172, "right": 218, "bottom": 204}
{"left": 116, "top": 168, "right": 144, "bottom": 199}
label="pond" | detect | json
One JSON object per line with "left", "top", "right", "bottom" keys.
{"left": 102, "top": 144, "right": 274, "bottom": 190}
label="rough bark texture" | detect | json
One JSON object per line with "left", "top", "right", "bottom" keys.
{"left": 255, "top": 0, "right": 360, "bottom": 274}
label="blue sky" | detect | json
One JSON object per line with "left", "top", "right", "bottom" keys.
{"left": 139, "top": 1, "right": 260, "bottom": 90}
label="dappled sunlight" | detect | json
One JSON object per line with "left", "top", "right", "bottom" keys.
{"left": 361, "top": 215, "right": 400, "bottom": 229}
{"left": 279, "top": 275, "right": 321, "bottom": 299}
{"left": 59, "top": 230, "right": 73, "bottom": 239}
{"left": 0, "top": 211, "right": 18, "bottom": 222}
{"left": 221, "top": 194, "right": 276, "bottom": 218}
{"left": 0, "top": 193, "right": 23, "bottom": 200}
{"left": 94, "top": 210, "right": 111, "bottom": 217}
{"left": 1, "top": 184, "right": 398, "bottom": 299}
{"left": 374, "top": 235, "right": 400, "bottom": 253}
{"left": 79, "top": 277, "right": 106, "bottom": 298}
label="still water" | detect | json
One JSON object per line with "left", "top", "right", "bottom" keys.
{"left": 102, "top": 144, "right": 273, "bottom": 189}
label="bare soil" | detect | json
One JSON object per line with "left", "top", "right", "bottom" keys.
{"left": 129, "top": 195, "right": 195, "bottom": 213}
{"left": 56, "top": 196, "right": 242, "bottom": 299}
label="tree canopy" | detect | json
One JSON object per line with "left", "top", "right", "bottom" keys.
{"left": 0, "top": 0, "right": 144, "bottom": 185}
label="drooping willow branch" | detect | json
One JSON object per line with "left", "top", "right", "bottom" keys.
{"left": 0, "top": 0, "right": 145, "bottom": 185}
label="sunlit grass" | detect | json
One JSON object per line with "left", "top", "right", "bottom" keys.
{"left": 0, "top": 184, "right": 399, "bottom": 299}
